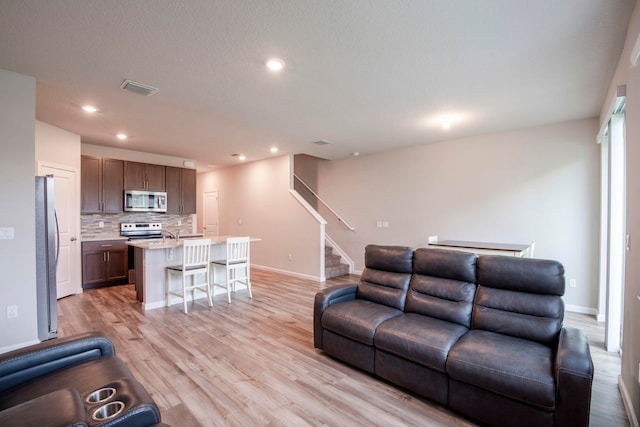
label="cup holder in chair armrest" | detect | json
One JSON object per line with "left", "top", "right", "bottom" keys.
{"left": 92, "top": 400, "right": 125, "bottom": 421}
{"left": 86, "top": 387, "right": 117, "bottom": 404}
{"left": 0, "top": 388, "right": 86, "bottom": 427}
{"left": 84, "top": 378, "right": 163, "bottom": 426}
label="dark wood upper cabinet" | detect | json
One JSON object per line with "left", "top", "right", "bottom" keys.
{"left": 181, "top": 168, "right": 196, "bottom": 213}
{"left": 81, "top": 156, "right": 101, "bottom": 213}
{"left": 145, "top": 164, "right": 165, "bottom": 191}
{"left": 102, "top": 159, "right": 124, "bottom": 212}
{"left": 124, "top": 161, "right": 165, "bottom": 191}
{"left": 81, "top": 156, "right": 123, "bottom": 214}
{"left": 166, "top": 166, "right": 196, "bottom": 214}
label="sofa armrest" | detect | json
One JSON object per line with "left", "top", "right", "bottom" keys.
{"left": 554, "top": 327, "right": 594, "bottom": 427}
{"left": 313, "top": 284, "right": 357, "bottom": 349}
{"left": 0, "top": 331, "right": 115, "bottom": 393}
{"left": 0, "top": 388, "right": 86, "bottom": 426}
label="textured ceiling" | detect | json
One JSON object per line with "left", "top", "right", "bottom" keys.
{"left": 0, "top": 0, "right": 635, "bottom": 169}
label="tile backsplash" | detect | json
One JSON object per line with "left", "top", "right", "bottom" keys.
{"left": 81, "top": 213, "right": 195, "bottom": 238}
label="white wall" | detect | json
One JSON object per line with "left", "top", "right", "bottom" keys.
{"left": 0, "top": 69, "right": 38, "bottom": 351}
{"left": 297, "top": 118, "right": 600, "bottom": 312}
{"left": 197, "top": 155, "right": 323, "bottom": 279}
{"left": 602, "top": 2, "right": 640, "bottom": 423}
{"left": 82, "top": 143, "right": 195, "bottom": 169}
{"left": 35, "top": 121, "right": 81, "bottom": 170}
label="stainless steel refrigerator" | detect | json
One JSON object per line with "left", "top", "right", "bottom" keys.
{"left": 35, "top": 175, "right": 58, "bottom": 340}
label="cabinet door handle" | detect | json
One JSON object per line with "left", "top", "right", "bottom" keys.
{"left": 107, "top": 252, "right": 110, "bottom": 262}
{"left": 103, "top": 252, "right": 106, "bottom": 262}
{"left": 100, "top": 244, "right": 112, "bottom": 247}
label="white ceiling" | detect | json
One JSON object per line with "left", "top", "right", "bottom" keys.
{"left": 0, "top": 1, "right": 635, "bottom": 169}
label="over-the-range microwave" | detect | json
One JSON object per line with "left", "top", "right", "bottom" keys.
{"left": 124, "top": 190, "right": 167, "bottom": 212}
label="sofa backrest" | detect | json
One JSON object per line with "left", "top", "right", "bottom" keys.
{"left": 473, "top": 255, "right": 565, "bottom": 346}
{"left": 406, "top": 248, "right": 478, "bottom": 327}
{"left": 357, "top": 245, "right": 414, "bottom": 310}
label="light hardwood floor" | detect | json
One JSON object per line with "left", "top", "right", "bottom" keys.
{"left": 57, "top": 269, "right": 629, "bottom": 426}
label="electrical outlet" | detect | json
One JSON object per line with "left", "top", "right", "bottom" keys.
{"left": 177, "top": 220, "right": 182, "bottom": 226}
{"left": 288, "top": 254, "right": 293, "bottom": 261}
{"left": 7, "top": 305, "right": 17, "bottom": 318}
{"left": 569, "top": 279, "right": 577, "bottom": 288}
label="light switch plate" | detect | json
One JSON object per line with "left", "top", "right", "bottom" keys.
{"left": 0, "top": 227, "right": 15, "bottom": 239}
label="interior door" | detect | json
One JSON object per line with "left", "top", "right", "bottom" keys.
{"left": 203, "top": 191, "right": 219, "bottom": 238}
{"left": 38, "top": 163, "right": 81, "bottom": 298}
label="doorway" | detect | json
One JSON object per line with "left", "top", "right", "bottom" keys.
{"left": 203, "top": 191, "right": 219, "bottom": 238}
{"left": 598, "top": 92, "right": 626, "bottom": 353}
{"left": 38, "top": 162, "right": 81, "bottom": 298}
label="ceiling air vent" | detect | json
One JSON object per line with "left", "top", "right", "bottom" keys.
{"left": 120, "top": 79, "right": 159, "bottom": 96}
{"left": 312, "top": 140, "right": 331, "bottom": 146}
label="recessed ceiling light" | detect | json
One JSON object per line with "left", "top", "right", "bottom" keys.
{"left": 270, "top": 147, "right": 278, "bottom": 153}
{"left": 265, "top": 58, "right": 285, "bottom": 72}
{"left": 238, "top": 154, "right": 246, "bottom": 161}
{"left": 116, "top": 133, "right": 127, "bottom": 140}
{"left": 351, "top": 152, "right": 360, "bottom": 157}
{"left": 82, "top": 105, "right": 98, "bottom": 113}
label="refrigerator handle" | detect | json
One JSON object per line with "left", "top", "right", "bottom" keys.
{"left": 54, "top": 209, "right": 60, "bottom": 267}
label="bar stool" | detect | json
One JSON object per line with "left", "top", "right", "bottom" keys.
{"left": 166, "top": 239, "right": 212, "bottom": 313}
{"left": 210, "top": 237, "right": 252, "bottom": 303}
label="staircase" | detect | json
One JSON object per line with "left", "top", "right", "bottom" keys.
{"left": 325, "top": 245, "right": 350, "bottom": 279}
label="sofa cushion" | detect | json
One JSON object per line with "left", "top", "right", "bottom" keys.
{"left": 356, "top": 245, "right": 413, "bottom": 310}
{"left": 375, "top": 313, "right": 468, "bottom": 372}
{"left": 473, "top": 286, "right": 564, "bottom": 346}
{"left": 405, "top": 249, "right": 477, "bottom": 327}
{"left": 413, "top": 248, "right": 477, "bottom": 283}
{"left": 447, "top": 329, "right": 556, "bottom": 411}
{"left": 364, "top": 244, "right": 414, "bottom": 274}
{"left": 321, "top": 300, "right": 403, "bottom": 345}
{"left": 474, "top": 256, "right": 565, "bottom": 346}
{"left": 477, "top": 255, "right": 565, "bottom": 295}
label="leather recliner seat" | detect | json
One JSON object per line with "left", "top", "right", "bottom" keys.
{"left": 0, "top": 332, "right": 169, "bottom": 427}
{"left": 314, "top": 245, "right": 594, "bottom": 427}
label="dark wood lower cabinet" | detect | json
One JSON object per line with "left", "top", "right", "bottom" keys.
{"left": 82, "top": 240, "right": 129, "bottom": 289}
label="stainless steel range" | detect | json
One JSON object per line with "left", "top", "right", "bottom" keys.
{"left": 120, "top": 222, "right": 163, "bottom": 240}
{"left": 121, "top": 223, "right": 163, "bottom": 288}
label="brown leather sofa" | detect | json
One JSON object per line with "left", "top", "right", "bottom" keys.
{"left": 314, "top": 245, "right": 594, "bottom": 427}
{"left": 0, "top": 331, "right": 169, "bottom": 427}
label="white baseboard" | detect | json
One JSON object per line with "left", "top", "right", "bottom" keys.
{"left": 565, "top": 304, "right": 597, "bottom": 316}
{"left": 619, "top": 376, "right": 640, "bottom": 427}
{"left": 0, "top": 338, "right": 40, "bottom": 354}
{"left": 252, "top": 264, "right": 322, "bottom": 282}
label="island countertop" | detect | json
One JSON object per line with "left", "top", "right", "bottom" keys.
{"left": 130, "top": 236, "right": 261, "bottom": 310}
{"left": 127, "top": 235, "right": 261, "bottom": 250}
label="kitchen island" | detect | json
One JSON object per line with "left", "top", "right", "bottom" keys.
{"left": 128, "top": 236, "right": 260, "bottom": 310}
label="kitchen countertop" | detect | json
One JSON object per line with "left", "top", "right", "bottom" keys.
{"left": 127, "top": 236, "right": 260, "bottom": 250}
{"left": 81, "top": 235, "right": 128, "bottom": 242}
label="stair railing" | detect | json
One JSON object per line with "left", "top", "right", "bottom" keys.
{"left": 293, "top": 174, "right": 355, "bottom": 231}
